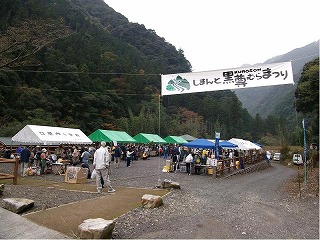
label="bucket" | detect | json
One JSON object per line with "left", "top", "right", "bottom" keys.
{"left": 207, "top": 168, "right": 213, "bottom": 175}
{"left": 236, "top": 161, "right": 240, "bottom": 169}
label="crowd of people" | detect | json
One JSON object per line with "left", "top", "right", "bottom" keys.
{"left": 1, "top": 142, "right": 266, "bottom": 193}
{"left": 159, "top": 145, "right": 265, "bottom": 175}
{"left": 1, "top": 143, "right": 163, "bottom": 186}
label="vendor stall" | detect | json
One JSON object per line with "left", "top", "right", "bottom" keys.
{"left": 11, "top": 125, "right": 92, "bottom": 145}
{"left": 228, "top": 138, "right": 261, "bottom": 150}
{"left": 164, "top": 135, "right": 188, "bottom": 144}
{"left": 182, "top": 138, "right": 215, "bottom": 149}
{"left": 88, "top": 129, "right": 136, "bottom": 144}
{"left": 207, "top": 139, "right": 238, "bottom": 149}
{"left": 11, "top": 125, "right": 92, "bottom": 180}
{"left": 133, "top": 133, "right": 167, "bottom": 144}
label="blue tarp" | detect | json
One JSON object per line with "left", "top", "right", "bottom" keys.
{"left": 182, "top": 138, "right": 215, "bottom": 149}
{"left": 219, "top": 140, "right": 238, "bottom": 148}
{"left": 207, "top": 139, "right": 238, "bottom": 148}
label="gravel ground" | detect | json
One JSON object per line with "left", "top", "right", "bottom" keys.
{"left": 0, "top": 157, "right": 319, "bottom": 239}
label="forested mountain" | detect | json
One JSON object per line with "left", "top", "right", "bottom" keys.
{"left": 0, "top": 0, "right": 315, "bottom": 145}
{"left": 234, "top": 41, "right": 319, "bottom": 125}
{"left": 0, "top": 0, "right": 189, "bottom": 134}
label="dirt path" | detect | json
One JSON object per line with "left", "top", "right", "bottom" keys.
{"left": 113, "top": 162, "right": 319, "bottom": 239}
{"left": 1, "top": 157, "right": 318, "bottom": 239}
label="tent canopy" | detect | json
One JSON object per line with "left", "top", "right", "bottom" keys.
{"left": 180, "top": 134, "right": 197, "bottom": 142}
{"left": 182, "top": 138, "right": 215, "bottom": 149}
{"left": 133, "top": 133, "right": 166, "bottom": 144}
{"left": 11, "top": 125, "right": 92, "bottom": 145}
{"left": 88, "top": 129, "right": 136, "bottom": 144}
{"left": 228, "top": 138, "right": 261, "bottom": 150}
{"left": 164, "top": 135, "right": 188, "bottom": 144}
{"left": 0, "top": 137, "right": 25, "bottom": 147}
{"left": 207, "top": 139, "right": 238, "bottom": 149}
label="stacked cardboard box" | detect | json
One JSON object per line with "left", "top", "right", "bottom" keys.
{"left": 64, "top": 166, "right": 88, "bottom": 184}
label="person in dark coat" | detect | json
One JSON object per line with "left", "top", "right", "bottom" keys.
{"left": 20, "top": 146, "right": 31, "bottom": 177}
{"left": 114, "top": 145, "right": 121, "bottom": 168}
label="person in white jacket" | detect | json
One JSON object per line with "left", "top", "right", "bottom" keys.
{"left": 185, "top": 152, "right": 194, "bottom": 175}
{"left": 93, "top": 141, "right": 115, "bottom": 193}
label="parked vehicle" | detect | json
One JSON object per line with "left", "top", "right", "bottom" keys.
{"left": 292, "top": 154, "right": 303, "bottom": 165}
{"left": 273, "top": 152, "right": 281, "bottom": 161}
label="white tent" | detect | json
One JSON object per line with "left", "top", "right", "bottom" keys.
{"left": 228, "top": 138, "right": 261, "bottom": 150}
{"left": 11, "top": 125, "right": 92, "bottom": 145}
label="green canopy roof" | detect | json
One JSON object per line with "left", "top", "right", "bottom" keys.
{"left": 133, "top": 133, "right": 167, "bottom": 144}
{"left": 88, "top": 129, "right": 136, "bottom": 143}
{"left": 164, "top": 135, "right": 188, "bottom": 144}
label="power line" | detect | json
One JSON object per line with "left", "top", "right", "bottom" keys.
{"left": 0, "top": 84, "right": 159, "bottom": 97}
{"left": 1, "top": 69, "right": 161, "bottom": 76}
{"left": 0, "top": 54, "right": 317, "bottom": 96}
{"left": 0, "top": 54, "right": 318, "bottom": 76}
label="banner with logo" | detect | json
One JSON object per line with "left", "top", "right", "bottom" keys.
{"left": 161, "top": 62, "right": 294, "bottom": 96}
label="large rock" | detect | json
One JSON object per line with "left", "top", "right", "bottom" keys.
{"left": 161, "top": 179, "right": 181, "bottom": 189}
{"left": 141, "top": 194, "right": 163, "bottom": 208}
{"left": 78, "top": 218, "right": 115, "bottom": 239}
{"left": 2, "top": 198, "right": 34, "bottom": 214}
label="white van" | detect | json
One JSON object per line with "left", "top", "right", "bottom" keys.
{"left": 292, "top": 154, "right": 303, "bottom": 165}
{"left": 273, "top": 153, "right": 281, "bottom": 161}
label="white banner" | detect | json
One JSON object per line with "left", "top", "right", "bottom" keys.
{"left": 161, "top": 62, "right": 294, "bottom": 96}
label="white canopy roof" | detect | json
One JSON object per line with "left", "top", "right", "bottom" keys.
{"left": 12, "top": 125, "right": 92, "bottom": 145}
{"left": 228, "top": 138, "right": 261, "bottom": 150}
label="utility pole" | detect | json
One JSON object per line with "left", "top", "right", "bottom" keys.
{"left": 302, "top": 118, "right": 308, "bottom": 186}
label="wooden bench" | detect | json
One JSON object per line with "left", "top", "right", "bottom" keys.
{"left": 0, "top": 157, "right": 19, "bottom": 185}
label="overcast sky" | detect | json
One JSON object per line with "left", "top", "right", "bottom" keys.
{"left": 104, "top": 0, "right": 319, "bottom": 72}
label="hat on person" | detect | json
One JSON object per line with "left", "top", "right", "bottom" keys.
{"left": 42, "top": 148, "right": 47, "bottom": 152}
{"left": 101, "top": 141, "right": 106, "bottom": 147}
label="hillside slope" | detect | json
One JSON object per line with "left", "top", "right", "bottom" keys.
{"left": 234, "top": 40, "right": 319, "bottom": 122}
{"left": 0, "top": 0, "right": 191, "bottom": 135}
{"left": 0, "top": 0, "right": 251, "bottom": 140}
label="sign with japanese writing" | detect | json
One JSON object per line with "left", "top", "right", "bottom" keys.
{"left": 212, "top": 158, "right": 217, "bottom": 167}
{"left": 12, "top": 124, "right": 93, "bottom": 145}
{"left": 161, "top": 62, "right": 294, "bottom": 96}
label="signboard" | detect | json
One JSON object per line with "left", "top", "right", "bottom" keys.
{"left": 212, "top": 158, "right": 217, "bottom": 167}
{"left": 161, "top": 62, "right": 294, "bottom": 96}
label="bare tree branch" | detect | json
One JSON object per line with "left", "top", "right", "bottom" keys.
{"left": 0, "top": 18, "right": 73, "bottom": 69}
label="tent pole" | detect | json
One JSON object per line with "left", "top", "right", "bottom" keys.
{"left": 158, "top": 94, "right": 162, "bottom": 184}
{"left": 158, "top": 94, "right": 161, "bottom": 138}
